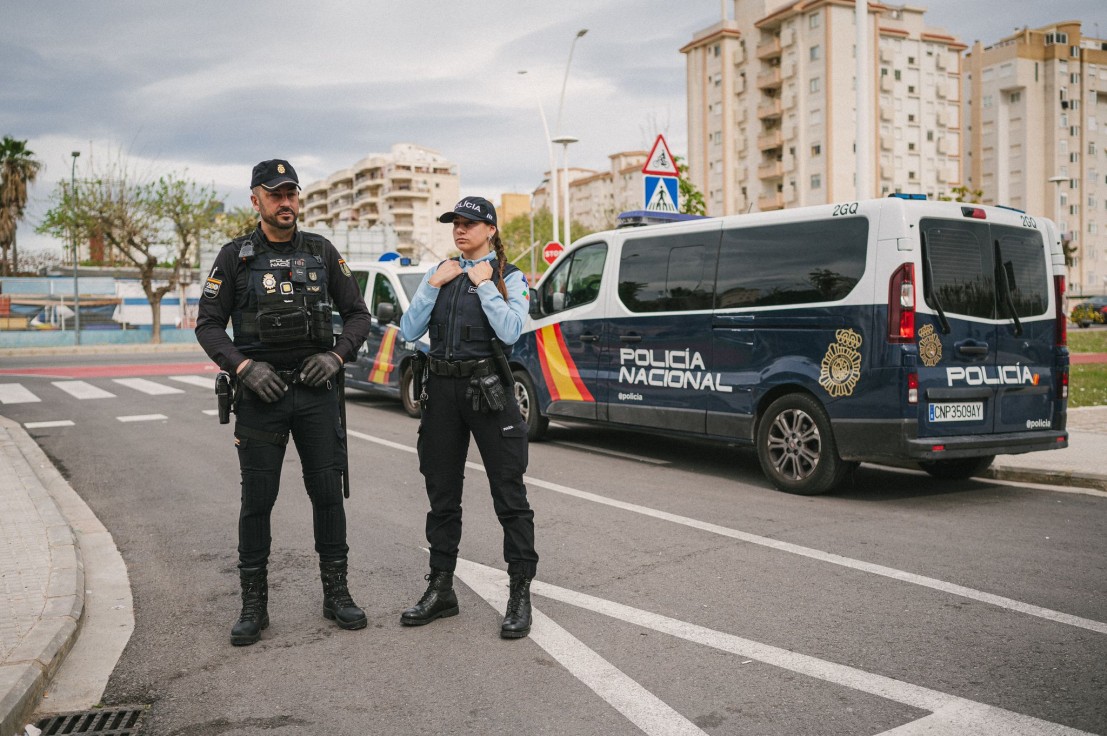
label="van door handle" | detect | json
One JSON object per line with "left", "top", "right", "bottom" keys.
{"left": 579, "top": 333, "right": 599, "bottom": 343}
{"left": 955, "top": 340, "right": 989, "bottom": 358}
{"left": 619, "top": 334, "right": 642, "bottom": 343}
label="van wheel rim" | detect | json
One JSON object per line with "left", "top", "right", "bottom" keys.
{"left": 767, "top": 409, "right": 821, "bottom": 481}
{"left": 514, "top": 383, "right": 530, "bottom": 422}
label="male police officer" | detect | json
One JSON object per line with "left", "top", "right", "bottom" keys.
{"left": 196, "top": 159, "right": 372, "bottom": 646}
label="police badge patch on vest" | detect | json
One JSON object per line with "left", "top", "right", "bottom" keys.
{"left": 262, "top": 273, "right": 277, "bottom": 292}
{"left": 339, "top": 259, "right": 351, "bottom": 277}
{"left": 203, "top": 277, "right": 222, "bottom": 299}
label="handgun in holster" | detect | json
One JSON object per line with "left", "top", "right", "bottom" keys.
{"left": 215, "top": 371, "right": 236, "bottom": 424}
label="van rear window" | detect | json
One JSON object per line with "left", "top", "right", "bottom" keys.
{"left": 716, "top": 218, "right": 868, "bottom": 308}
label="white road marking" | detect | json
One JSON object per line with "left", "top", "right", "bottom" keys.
{"left": 552, "top": 440, "right": 670, "bottom": 465}
{"left": 450, "top": 558, "right": 1090, "bottom": 736}
{"left": 116, "top": 414, "right": 167, "bottom": 423}
{"left": 169, "top": 375, "right": 214, "bottom": 389}
{"left": 453, "top": 558, "right": 708, "bottom": 736}
{"left": 24, "top": 420, "right": 75, "bottom": 428}
{"left": 201, "top": 409, "right": 219, "bottom": 416}
{"left": 111, "top": 378, "right": 184, "bottom": 395}
{"left": 53, "top": 380, "right": 115, "bottom": 399}
{"left": 348, "top": 429, "right": 1107, "bottom": 635}
{"left": 0, "top": 384, "right": 40, "bottom": 404}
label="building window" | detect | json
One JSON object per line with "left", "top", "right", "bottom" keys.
{"left": 909, "top": 171, "right": 917, "bottom": 180}
{"left": 894, "top": 69, "right": 902, "bottom": 81}
{"left": 908, "top": 142, "right": 916, "bottom": 151}
{"left": 908, "top": 56, "right": 916, "bottom": 65}
{"left": 811, "top": 144, "right": 821, "bottom": 156}
{"left": 908, "top": 114, "right": 916, "bottom": 123}
{"left": 811, "top": 174, "right": 821, "bottom": 189}
{"left": 1010, "top": 91, "right": 1021, "bottom": 103}
{"left": 714, "top": 44, "right": 720, "bottom": 57}
{"left": 810, "top": 45, "right": 820, "bottom": 61}
{"left": 927, "top": 130, "right": 934, "bottom": 141}
{"left": 810, "top": 77, "right": 820, "bottom": 93}
{"left": 908, "top": 85, "right": 916, "bottom": 94}
{"left": 808, "top": 12, "right": 819, "bottom": 29}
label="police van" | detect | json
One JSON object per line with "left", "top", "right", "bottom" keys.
{"left": 340, "top": 258, "right": 428, "bottom": 417}
{"left": 508, "top": 196, "right": 1070, "bottom": 495}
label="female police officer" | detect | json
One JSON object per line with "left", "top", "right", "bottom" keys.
{"left": 196, "top": 159, "right": 372, "bottom": 646}
{"left": 399, "top": 196, "right": 538, "bottom": 639}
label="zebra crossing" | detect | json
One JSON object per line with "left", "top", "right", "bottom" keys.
{"left": 0, "top": 374, "right": 213, "bottom": 405}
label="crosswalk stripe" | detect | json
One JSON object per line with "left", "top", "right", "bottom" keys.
{"left": 0, "top": 384, "right": 41, "bottom": 404}
{"left": 112, "top": 378, "right": 185, "bottom": 395}
{"left": 117, "top": 414, "right": 168, "bottom": 423}
{"left": 170, "top": 375, "right": 214, "bottom": 389}
{"left": 53, "top": 381, "right": 116, "bottom": 399}
{"left": 25, "top": 420, "right": 75, "bottom": 428}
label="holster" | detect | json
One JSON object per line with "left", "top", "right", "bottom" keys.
{"left": 411, "top": 351, "right": 428, "bottom": 409}
{"left": 215, "top": 371, "right": 236, "bottom": 424}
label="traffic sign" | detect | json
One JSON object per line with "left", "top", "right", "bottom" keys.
{"left": 643, "top": 175, "right": 679, "bottom": 213}
{"left": 642, "top": 134, "right": 679, "bottom": 176}
{"left": 542, "top": 241, "right": 564, "bottom": 265}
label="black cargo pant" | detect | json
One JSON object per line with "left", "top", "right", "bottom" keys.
{"left": 417, "top": 372, "right": 538, "bottom": 578}
{"left": 234, "top": 378, "right": 348, "bottom": 569}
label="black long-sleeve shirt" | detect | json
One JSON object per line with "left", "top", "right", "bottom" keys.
{"left": 195, "top": 228, "right": 371, "bottom": 373}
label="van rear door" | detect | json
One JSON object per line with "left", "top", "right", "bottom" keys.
{"left": 917, "top": 217, "right": 1055, "bottom": 438}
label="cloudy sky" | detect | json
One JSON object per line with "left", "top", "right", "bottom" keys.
{"left": 3, "top": 0, "right": 1106, "bottom": 254}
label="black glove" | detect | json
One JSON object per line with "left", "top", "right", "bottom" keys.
{"left": 239, "top": 360, "right": 287, "bottom": 402}
{"left": 300, "top": 351, "right": 343, "bottom": 387}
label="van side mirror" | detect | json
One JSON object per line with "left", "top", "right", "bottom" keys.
{"left": 376, "top": 302, "right": 396, "bottom": 325}
{"left": 529, "top": 298, "right": 542, "bottom": 318}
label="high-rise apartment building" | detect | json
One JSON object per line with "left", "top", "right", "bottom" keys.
{"left": 531, "top": 151, "right": 649, "bottom": 235}
{"left": 964, "top": 21, "right": 1107, "bottom": 296}
{"left": 683, "top": 1, "right": 964, "bottom": 216}
{"left": 300, "top": 143, "right": 459, "bottom": 260}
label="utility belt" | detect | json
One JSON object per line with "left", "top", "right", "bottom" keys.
{"left": 427, "top": 357, "right": 496, "bottom": 378}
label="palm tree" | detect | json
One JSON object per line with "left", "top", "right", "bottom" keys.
{"left": 0, "top": 136, "right": 44, "bottom": 276}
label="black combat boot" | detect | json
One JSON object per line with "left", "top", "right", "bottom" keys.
{"left": 400, "top": 570, "right": 459, "bottom": 626}
{"left": 230, "top": 566, "right": 269, "bottom": 646}
{"left": 320, "top": 558, "right": 367, "bottom": 630}
{"left": 500, "top": 575, "right": 532, "bottom": 639}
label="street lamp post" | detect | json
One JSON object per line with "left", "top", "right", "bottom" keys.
{"left": 554, "top": 29, "right": 588, "bottom": 244}
{"left": 517, "top": 70, "right": 559, "bottom": 247}
{"left": 552, "top": 136, "right": 578, "bottom": 247}
{"left": 71, "top": 151, "right": 80, "bottom": 345}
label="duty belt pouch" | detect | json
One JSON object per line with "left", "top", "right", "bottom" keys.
{"left": 256, "top": 294, "right": 310, "bottom": 344}
{"left": 475, "top": 373, "right": 507, "bottom": 413}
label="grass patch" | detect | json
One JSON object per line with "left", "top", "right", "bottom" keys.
{"left": 1069, "top": 330, "right": 1107, "bottom": 354}
{"left": 1070, "top": 363, "right": 1107, "bottom": 408}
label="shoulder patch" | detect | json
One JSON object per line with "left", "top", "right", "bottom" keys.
{"left": 202, "top": 277, "right": 222, "bottom": 299}
{"left": 339, "top": 259, "right": 352, "bottom": 277}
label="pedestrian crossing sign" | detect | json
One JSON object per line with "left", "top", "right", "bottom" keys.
{"left": 643, "top": 175, "right": 679, "bottom": 213}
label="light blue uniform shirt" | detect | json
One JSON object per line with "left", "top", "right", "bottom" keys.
{"left": 400, "top": 253, "right": 529, "bottom": 346}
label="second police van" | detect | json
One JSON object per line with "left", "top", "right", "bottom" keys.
{"left": 508, "top": 196, "right": 1070, "bottom": 495}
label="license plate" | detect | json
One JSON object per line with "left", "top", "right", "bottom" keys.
{"left": 928, "top": 402, "right": 983, "bottom": 423}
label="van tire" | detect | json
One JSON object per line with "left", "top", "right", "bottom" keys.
{"left": 513, "top": 369, "right": 549, "bottom": 442}
{"left": 400, "top": 365, "right": 421, "bottom": 418}
{"left": 757, "top": 394, "right": 854, "bottom": 495}
{"left": 918, "top": 455, "right": 994, "bottom": 480}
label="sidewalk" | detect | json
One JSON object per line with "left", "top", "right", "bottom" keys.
{"left": 0, "top": 366, "right": 1103, "bottom": 736}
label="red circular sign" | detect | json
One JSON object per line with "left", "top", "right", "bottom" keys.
{"left": 542, "top": 241, "right": 564, "bottom": 265}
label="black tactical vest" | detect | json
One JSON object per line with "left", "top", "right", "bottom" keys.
{"left": 428, "top": 259, "right": 519, "bottom": 361}
{"left": 231, "top": 230, "right": 334, "bottom": 352}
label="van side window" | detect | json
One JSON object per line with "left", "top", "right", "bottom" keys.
{"left": 372, "top": 273, "right": 401, "bottom": 319}
{"left": 717, "top": 218, "right": 867, "bottom": 308}
{"left": 539, "top": 243, "right": 607, "bottom": 315}
{"left": 994, "top": 226, "right": 1049, "bottom": 317}
{"left": 618, "top": 234, "right": 716, "bottom": 312}
{"left": 921, "top": 221, "right": 994, "bottom": 319}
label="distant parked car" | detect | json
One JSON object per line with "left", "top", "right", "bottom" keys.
{"left": 1071, "top": 295, "right": 1107, "bottom": 328}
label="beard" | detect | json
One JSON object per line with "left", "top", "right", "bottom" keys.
{"left": 261, "top": 208, "right": 296, "bottom": 233}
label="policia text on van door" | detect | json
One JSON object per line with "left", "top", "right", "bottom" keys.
{"left": 509, "top": 196, "right": 1069, "bottom": 495}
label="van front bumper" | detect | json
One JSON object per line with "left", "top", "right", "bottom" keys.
{"left": 833, "top": 419, "right": 1069, "bottom": 462}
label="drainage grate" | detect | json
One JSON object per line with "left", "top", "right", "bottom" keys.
{"left": 35, "top": 706, "right": 146, "bottom": 735}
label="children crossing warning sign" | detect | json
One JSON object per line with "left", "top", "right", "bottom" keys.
{"left": 642, "top": 135, "right": 678, "bottom": 176}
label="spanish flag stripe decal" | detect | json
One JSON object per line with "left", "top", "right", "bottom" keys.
{"left": 535, "top": 324, "right": 594, "bottom": 402}
{"left": 368, "top": 326, "right": 399, "bottom": 384}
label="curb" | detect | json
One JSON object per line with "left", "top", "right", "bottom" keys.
{"left": 984, "top": 465, "right": 1107, "bottom": 492}
{"left": 0, "top": 418, "right": 85, "bottom": 736}
{"left": 0, "top": 343, "right": 203, "bottom": 358}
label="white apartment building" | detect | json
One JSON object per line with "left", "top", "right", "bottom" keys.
{"left": 531, "top": 151, "right": 649, "bottom": 236}
{"left": 683, "top": 1, "right": 964, "bottom": 216}
{"left": 965, "top": 21, "right": 1107, "bottom": 297}
{"left": 300, "top": 143, "right": 459, "bottom": 260}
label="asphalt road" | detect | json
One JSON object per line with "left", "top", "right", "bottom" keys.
{"left": 1, "top": 350, "right": 1105, "bottom": 735}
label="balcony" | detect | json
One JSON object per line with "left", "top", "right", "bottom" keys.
{"left": 757, "top": 68, "right": 782, "bottom": 90}
{"left": 880, "top": 75, "right": 894, "bottom": 93}
{"left": 757, "top": 130, "right": 783, "bottom": 151}
{"left": 757, "top": 99, "right": 783, "bottom": 120}
{"left": 758, "top": 193, "right": 784, "bottom": 211}
{"left": 756, "top": 37, "right": 781, "bottom": 60}
{"left": 383, "top": 184, "right": 431, "bottom": 199}
{"left": 880, "top": 104, "right": 892, "bottom": 122}
{"left": 758, "top": 160, "right": 784, "bottom": 179}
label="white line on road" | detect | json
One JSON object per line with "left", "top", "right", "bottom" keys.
{"left": 52, "top": 380, "right": 115, "bottom": 400}
{"left": 0, "top": 384, "right": 40, "bottom": 404}
{"left": 111, "top": 378, "right": 184, "bottom": 395}
{"left": 453, "top": 558, "right": 708, "bottom": 736}
{"left": 24, "top": 420, "right": 75, "bottom": 428}
{"left": 116, "top": 414, "right": 167, "bottom": 423}
{"left": 169, "top": 375, "right": 214, "bottom": 389}
{"left": 348, "top": 429, "right": 1107, "bottom": 635}
{"left": 201, "top": 409, "right": 219, "bottom": 416}
{"left": 453, "top": 558, "right": 1089, "bottom": 736}
{"left": 552, "top": 440, "right": 670, "bottom": 465}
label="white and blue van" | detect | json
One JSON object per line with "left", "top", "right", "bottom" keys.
{"left": 508, "top": 196, "right": 1070, "bottom": 495}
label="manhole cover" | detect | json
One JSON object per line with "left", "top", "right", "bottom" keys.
{"left": 35, "top": 706, "right": 146, "bottom": 735}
